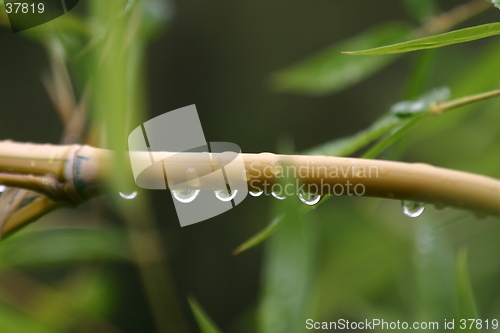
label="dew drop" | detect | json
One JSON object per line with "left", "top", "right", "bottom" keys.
{"left": 298, "top": 191, "right": 322, "bottom": 206}
{"left": 186, "top": 167, "right": 200, "bottom": 187}
{"left": 119, "top": 191, "right": 138, "bottom": 200}
{"left": 214, "top": 189, "right": 238, "bottom": 202}
{"left": 249, "top": 190, "right": 263, "bottom": 197}
{"left": 402, "top": 200, "right": 425, "bottom": 217}
{"left": 271, "top": 190, "right": 286, "bottom": 200}
{"left": 172, "top": 189, "right": 200, "bottom": 203}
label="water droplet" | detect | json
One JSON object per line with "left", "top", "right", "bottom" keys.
{"left": 119, "top": 191, "right": 138, "bottom": 200}
{"left": 0, "top": 185, "right": 6, "bottom": 194}
{"left": 402, "top": 200, "right": 425, "bottom": 217}
{"left": 249, "top": 190, "right": 263, "bottom": 197}
{"left": 186, "top": 167, "right": 200, "bottom": 187}
{"left": 214, "top": 189, "right": 238, "bottom": 202}
{"left": 271, "top": 190, "right": 286, "bottom": 200}
{"left": 298, "top": 190, "right": 322, "bottom": 206}
{"left": 172, "top": 189, "right": 200, "bottom": 203}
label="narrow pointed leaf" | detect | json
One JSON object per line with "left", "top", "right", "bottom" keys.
{"left": 258, "top": 177, "right": 316, "bottom": 333}
{"left": 188, "top": 297, "right": 222, "bottom": 333}
{"left": 344, "top": 23, "right": 500, "bottom": 55}
{"left": 233, "top": 215, "right": 284, "bottom": 255}
{"left": 0, "top": 229, "right": 130, "bottom": 268}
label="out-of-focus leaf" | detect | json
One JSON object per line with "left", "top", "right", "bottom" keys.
{"left": 270, "top": 22, "right": 412, "bottom": 95}
{"left": 403, "top": 0, "right": 437, "bottom": 22}
{"left": 390, "top": 87, "right": 450, "bottom": 116}
{"left": 139, "top": 0, "right": 174, "bottom": 40}
{"left": 455, "top": 248, "right": 480, "bottom": 332}
{"left": 0, "top": 302, "right": 59, "bottom": 333}
{"left": 305, "top": 113, "right": 403, "bottom": 156}
{"left": 414, "top": 219, "right": 455, "bottom": 325}
{"left": 188, "top": 297, "right": 222, "bottom": 333}
{"left": 0, "top": 229, "right": 130, "bottom": 268}
{"left": 90, "top": 0, "right": 146, "bottom": 200}
{"left": 344, "top": 23, "right": 500, "bottom": 55}
{"left": 233, "top": 215, "right": 283, "bottom": 255}
{"left": 258, "top": 177, "right": 317, "bottom": 333}
{"left": 488, "top": 0, "right": 500, "bottom": 10}
{"left": 305, "top": 87, "right": 449, "bottom": 157}
{"left": 404, "top": 49, "right": 437, "bottom": 99}
{"left": 67, "top": 271, "right": 116, "bottom": 318}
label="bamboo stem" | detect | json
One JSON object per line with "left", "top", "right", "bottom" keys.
{"left": 1, "top": 141, "right": 500, "bottom": 223}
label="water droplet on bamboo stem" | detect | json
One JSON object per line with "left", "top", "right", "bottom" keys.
{"left": 172, "top": 189, "right": 200, "bottom": 203}
{"left": 214, "top": 189, "right": 237, "bottom": 202}
{"left": 402, "top": 200, "right": 425, "bottom": 217}
{"left": 298, "top": 190, "right": 322, "bottom": 206}
{"left": 271, "top": 190, "right": 286, "bottom": 200}
{"left": 119, "top": 191, "right": 138, "bottom": 200}
{"left": 249, "top": 189, "right": 263, "bottom": 197}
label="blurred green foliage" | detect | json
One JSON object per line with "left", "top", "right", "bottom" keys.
{"left": 1, "top": 0, "right": 500, "bottom": 332}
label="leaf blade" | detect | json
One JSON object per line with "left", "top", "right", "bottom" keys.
{"left": 344, "top": 23, "right": 500, "bottom": 55}
{"left": 233, "top": 215, "right": 284, "bottom": 255}
{"left": 188, "top": 297, "right": 222, "bottom": 333}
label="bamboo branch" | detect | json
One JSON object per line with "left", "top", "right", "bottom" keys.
{"left": 1, "top": 140, "right": 499, "bottom": 237}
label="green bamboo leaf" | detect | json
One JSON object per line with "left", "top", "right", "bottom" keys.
{"left": 270, "top": 22, "right": 412, "bottom": 95}
{"left": 303, "top": 86, "right": 448, "bottom": 157}
{"left": 344, "top": 23, "right": 500, "bottom": 55}
{"left": 188, "top": 297, "right": 222, "bottom": 333}
{"left": 0, "top": 229, "right": 130, "bottom": 268}
{"left": 258, "top": 177, "right": 316, "bottom": 333}
{"left": 0, "top": 303, "right": 59, "bottom": 333}
{"left": 455, "top": 248, "right": 480, "bottom": 333}
{"left": 233, "top": 215, "right": 284, "bottom": 255}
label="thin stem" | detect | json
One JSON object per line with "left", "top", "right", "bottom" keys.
{"left": 431, "top": 89, "right": 500, "bottom": 114}
{"left": 2, "top": 196, "right": 59, "bottom": 237}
